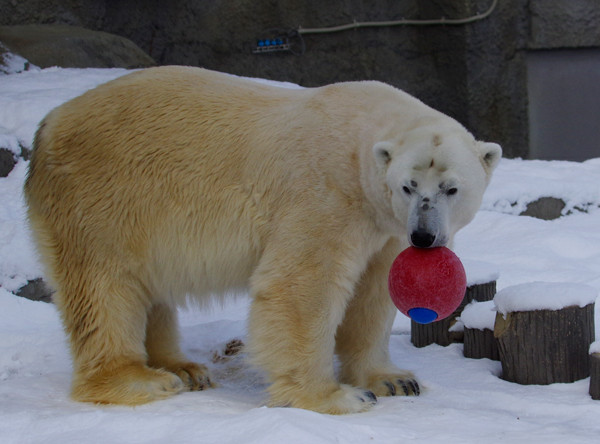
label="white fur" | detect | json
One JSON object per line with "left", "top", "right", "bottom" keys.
{"left": 24, "top": 66, "right": 501, "bottom": 414}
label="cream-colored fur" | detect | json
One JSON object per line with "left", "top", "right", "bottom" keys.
{"left": 25, "top": 66, "right": 500, "bottom": 414}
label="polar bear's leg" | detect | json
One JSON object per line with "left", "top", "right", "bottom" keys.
{"left": 60, "top": 276, "right": 185, "bottom": 405}
{"left": 336, "top": 238, "right": 421, "bottom": 397}
{"left": 247, "top": 240, "right": 377, "bottom": 414}
{"left": 145, "top": 303, "right": 215, "bottom": 391}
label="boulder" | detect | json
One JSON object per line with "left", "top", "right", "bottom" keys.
{"left": 0, "top": 24, "right": 155, "bottom": 69}
{"left": 0, "top": 148, "right": 16, "bottom": 177}
{"left": 520, "top": 197, "right": 566, "bottom": 220}
{"left": 15, "top": 278, "right": 54, "bottom": 303}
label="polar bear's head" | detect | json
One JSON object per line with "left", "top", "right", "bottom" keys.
{"left": 371, "top": 123, "right": 501, "bottom": 248}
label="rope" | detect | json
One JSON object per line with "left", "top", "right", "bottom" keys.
{"left": 296, "top": 0, "right": 498, "bottom": 35}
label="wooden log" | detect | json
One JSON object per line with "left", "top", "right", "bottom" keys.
{"left": 495, "top": 304, "right": 595, "bottom": 384}
{"left": 464, "top": 328, "right": 499, "bottom": 360}
{"left": 411, "top": 280, "right": 496, "bottom": 348}
{"left": 461, "top": 300, "right": 499, "bottom": 360}
{"left": 590, "top": 348, "right": 600, "bottom": 400}
{"left": 464, "top": 280, "right": 496, "bottom": 304}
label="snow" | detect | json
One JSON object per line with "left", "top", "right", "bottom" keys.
{"left": 0, "top": 67, "right": 129, "bottom": 154}
{"left": 0, "top": 48, "right": 36, "bottom": 75}
{"left": 494, "top": 282, "right": 598, "bottom": 316}
{"left": 459, "top": 301, "right": 496, "bottom": 331}
{"left": 481, "top": 157, "right": 600, "bottom": 215}
{"left": 1, "top": 67, "right": 600, "bottom": 443}
{"left": 591, "top": 342, "right": 600, "bottom": 354}
{"left": 462, "top": 259, "right": 500, "bottom": 286}
{"left": 0, "top": 162, "right": 44, "bottom": 291}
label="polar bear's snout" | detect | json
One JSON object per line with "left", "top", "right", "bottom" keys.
{"left": 410, "top": 229, "right": 436, "bottom": 248}
{"left": 407, "top": 195, "right": 449, "bottom": 248}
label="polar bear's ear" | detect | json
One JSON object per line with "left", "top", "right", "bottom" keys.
{"left": 478, "top": 142, "right": 502, "bottom": 173}
{"left": 372, "top": 141, "right": 394, "bottom": 169}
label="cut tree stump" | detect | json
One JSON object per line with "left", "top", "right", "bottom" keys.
{"left": 411, "top": 279, "right": 496, "bottom": 348}
{"left": 461, "top": 300, "right": 499, "bottom": 360}
{"left": 590, "top": 346, "right": 600, "bottom": 400}
{"left": 464, "top": 328, "right": 499, "bottom": 360}
{"left": 495, "top": 304, "right": 595, "bottom": 385}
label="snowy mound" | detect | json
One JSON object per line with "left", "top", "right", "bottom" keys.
{"left": 494, "top": 281, "right": 598, "bottom": 316}
{"left": 0, "top": 68, "right": 129, "bottom": 155}
{"left": 482, "top": 157, "right": 600, "bottom": 216}
{"left": 0, "top": 45, "right": 37, "bottom": 75}
{"left": 459, "top": 300, "right": 496, "bottom": 330}
{"left": 462, "top": 259, "right": 500, "bottom": 286}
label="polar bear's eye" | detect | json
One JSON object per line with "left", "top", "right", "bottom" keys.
{"left": 447, "top": 188, "right": 458, "bottom": 196}
{"left": 402, "top": 186, "right": 412, "bottom": 195}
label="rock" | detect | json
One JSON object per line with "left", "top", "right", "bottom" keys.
{"left": 0, "top": 148, "right": 16, "bottom": 177}
{"left": 0, "top": 144, "right": 31, "bottom": 177}
{"left": 15, "top": 278, "right": 54, "bottom": 303}
{"left": 520, "top": 197, "right": 566, "bottom": 220}
{"left": 0, "top": 24, "right": 155, "bottom": 69}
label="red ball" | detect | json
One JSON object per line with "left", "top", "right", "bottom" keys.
{"left": 388, "top": 247, "right": 466, "bottom": 324}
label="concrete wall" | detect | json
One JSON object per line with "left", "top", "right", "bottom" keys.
{"left": 1, "top": 0, "right": 599, "bottom": 160}
{"left": 527, "top": 0, "right": 600, "bottom": 161}
{"left": 528, "top": 49, "right": 600, "bottom": 161}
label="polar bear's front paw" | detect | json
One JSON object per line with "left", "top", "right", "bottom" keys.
{"left": 165, "top": 362, "right": 216, "bottom": 391}
{"left": 269, "top": 383, "right": 377, "bottom": 414}
{"left": 365, "top": 372, "right": 421, "bottom": 397}
{"left": 72, "top": 363, "right": 186, "bottom": 405}
{"left": 335, "top": 384, "right": 378, "bottom": 413}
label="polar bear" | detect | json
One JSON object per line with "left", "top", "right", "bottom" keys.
{"left": 25, "top": 66, "right": 501, "bottom": 414}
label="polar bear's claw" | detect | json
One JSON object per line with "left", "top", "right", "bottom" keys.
{"left": 396, "top": 378, "right": 420, "bottom": 396}
{"left": 359, "top": 390, "right": 377, "bottom": 404}
{"left": 383, "top": 381, "right": 397, "bottom": 396}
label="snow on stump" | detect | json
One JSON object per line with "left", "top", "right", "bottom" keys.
{"left": 590, "top": 342, "right": 600, "bottom": 400}
{"left": 494, "top": 282, "right": 597, "bottom": 385}
{"left": 460, "top": 300, "right": 499, "bottom": 360}
{"left": 411, "top": 260, "right": 498, "bottom": 348}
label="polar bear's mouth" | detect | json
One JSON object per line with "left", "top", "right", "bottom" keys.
{"left": 408, "top": 228, "right": 449, "bottom": 248}
{"left": 410, "top": 230, "right": 437, "bottom": 248}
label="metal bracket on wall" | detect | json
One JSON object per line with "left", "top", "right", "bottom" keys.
{"left": 252, "top": 29, "right": 305, "bottom": 55}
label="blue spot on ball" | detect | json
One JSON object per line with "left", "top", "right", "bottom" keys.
{"left": 408, "top": 307, "right": 438, "bottom": 324}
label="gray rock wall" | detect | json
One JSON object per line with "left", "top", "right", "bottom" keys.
{"left": 529, "top": 0, "right": 600, "bottom": 49}
{"left": 1, "top": 0, "right": 599, "bottom": 159}
{"left": 0, "top": 24, "right": 155, "bottom": 68}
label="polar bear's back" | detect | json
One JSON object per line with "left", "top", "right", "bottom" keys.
{"left": 25, "top": 67, "right": 296, "bottom": 296}
{"left": 24, "top": 67, "right": 386, "bottom": 298}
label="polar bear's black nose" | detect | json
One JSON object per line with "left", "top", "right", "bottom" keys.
{"left": 411, "top": 230, "right": 436, "bottom": 248}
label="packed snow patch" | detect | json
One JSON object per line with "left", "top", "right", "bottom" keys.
{"left": 494, "top": 281, "right": 598, "bottom": 316}
{"left": 462, "top": 259, "right": 500, "bottom": 286}
{"left": 459, "top": 300, "right": 496, "bottom": 330}
{"left": 482, "top": 157, "right": 600, "bottom": 216}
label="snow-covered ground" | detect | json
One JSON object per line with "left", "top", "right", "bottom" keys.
{"left": 1, "top": 68, "right": 600, "bottom": 444}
